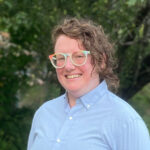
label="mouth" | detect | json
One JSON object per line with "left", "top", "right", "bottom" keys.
{"left": 65, "top": 74, "right": 82, "bottom": 79}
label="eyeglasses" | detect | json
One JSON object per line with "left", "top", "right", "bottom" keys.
{"left": 49, "top": 50, "right": 90, "bottom": 68}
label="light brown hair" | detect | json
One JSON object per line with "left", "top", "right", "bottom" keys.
{"left": 52, "top": 18, "right": 119, "bottom": 92}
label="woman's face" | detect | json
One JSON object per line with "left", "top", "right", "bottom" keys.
{"left": 54, "top": 35, "right": 100, "bottom": 97}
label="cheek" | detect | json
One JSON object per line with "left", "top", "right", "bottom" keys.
{"left": 82, "top": 63, "right": 99, "bottom": 79}
{"left": 83, "top": 59, "right": 94, "bottom": 72}
{"left": 80, "top": 65, "right": 93, "bottom": 78}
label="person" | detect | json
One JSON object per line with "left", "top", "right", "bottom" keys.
{"left": 27, "top": 18, "right": 150, "bottom": 150}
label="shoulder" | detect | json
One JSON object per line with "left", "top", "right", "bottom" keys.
{"left": 40, "top": 94, "right": 65, "bottom": 109}
{"left": 101, "top": 92, "right": 150, "bottom": 149}
{"left": 32, "top": 94, "right": 66, "bottom": 122}
{"left": 40, "top": 94, "right": 66, "bottom": 110}
{"left": 104, "top": 90, "right": 142, "bottom": 121}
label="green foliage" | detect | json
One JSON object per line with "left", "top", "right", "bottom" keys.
{"left": 0, "top": 45, "right": 33, "bottom": 149}
{"left": 127, "top": 0, "right": 145, "bottom": 6}
{"left": 0, "top": 108, "right": 33, "bottom": 150}
{"left": 18, "top": 82, "right": 61, "bottom": 109}
{"left": 130, "top": 83, "right": 150, "bottom": 130}
{"left": 0, "top": 0, "right": 149, "bottom": 149}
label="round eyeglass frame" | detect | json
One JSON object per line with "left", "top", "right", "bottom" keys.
{"left": 49, "top": 50, "right": 90, "bottom": 69}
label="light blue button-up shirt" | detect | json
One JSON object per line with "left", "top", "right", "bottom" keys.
{"left": 27, "top": 81, "right": 150, "bottom": 150}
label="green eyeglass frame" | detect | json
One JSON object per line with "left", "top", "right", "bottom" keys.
{"left": 49, "top": 50, "right": 90, "bottom": 68}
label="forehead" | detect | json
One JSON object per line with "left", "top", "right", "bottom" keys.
{"left": 54, "top": 35, "right": 84, "bottom": 53}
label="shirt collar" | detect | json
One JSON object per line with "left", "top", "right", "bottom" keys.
{"left": 80, "top": 80, "right": 108, "bottom": 110}
{"left": 63, "top": 93, "right": 70, "bottom": 113}
{"left": 64, "top": 80, "right": 108, "bottom": 112}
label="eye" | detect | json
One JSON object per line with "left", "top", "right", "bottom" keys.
{"left": 57, "top": 56, "right": 65, "bottom": 61}
{"left": 55, "top": 54, "right": 65, "bottom": 61}
{"left": 73, "top": 52, "right": 85, "bottom": 58}
{"left": 76, "top": 54, "right": 84, "bottom": 58}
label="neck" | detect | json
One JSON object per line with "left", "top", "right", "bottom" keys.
{"left": 66, "top": 75, "right": 101, "bottom": 108}
{"left": 67, "top": 93, "right": 77, "bottom": 108}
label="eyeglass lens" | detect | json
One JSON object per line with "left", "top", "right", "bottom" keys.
{"left": 52, "top": 51, "right": 87, "bottom": 68}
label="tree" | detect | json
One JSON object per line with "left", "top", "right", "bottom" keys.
{"left": 117, "top": 0, "right": 150, "bottom": 99}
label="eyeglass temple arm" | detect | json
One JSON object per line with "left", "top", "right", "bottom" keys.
{"left": 49, "top": 54, "right": 55, "bottom": 60}
{"left": 82, "top": 50, "right": 90, "bottom": 55}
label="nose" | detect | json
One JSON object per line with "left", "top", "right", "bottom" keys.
{"left": 64, "top": 56, "right": 75, "bottom": 71}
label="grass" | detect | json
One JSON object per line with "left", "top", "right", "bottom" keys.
{"left": 129, "top": 83, "right": 150, "bottom": 131}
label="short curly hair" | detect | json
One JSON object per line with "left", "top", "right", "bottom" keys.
{"left": 52, "top": 17, "right": 119, "bottom": 92}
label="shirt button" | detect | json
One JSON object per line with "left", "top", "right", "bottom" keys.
{"left": 69, "top": 116, "right": 73, "bottom": 120}
{"left": 87, "top": 104, "right": 90, "bottom": 108}
{"left": 57, "top": 138, "right": 61, "bottom": 143}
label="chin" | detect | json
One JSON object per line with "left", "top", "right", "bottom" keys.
{"left": 66, "top": 86, "right": 81, "bottom": 92}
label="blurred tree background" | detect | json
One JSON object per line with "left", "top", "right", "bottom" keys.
{"left": 0, "top": 0, "right": 150, "bottom": 149}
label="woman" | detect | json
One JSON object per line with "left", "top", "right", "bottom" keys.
{"left": 27, "top": 18, "right": 150, "bottom": 150}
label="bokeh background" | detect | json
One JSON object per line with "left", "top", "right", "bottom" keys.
{"left": 0, "top": 0, "right": 150, "bottom": 149}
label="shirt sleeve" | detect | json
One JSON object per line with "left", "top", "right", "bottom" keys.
{"left": 27, "top": 110, "right": 40, "bottom": 150}
{"left": 104, "top": 118, "right": 150, "bottom": 150}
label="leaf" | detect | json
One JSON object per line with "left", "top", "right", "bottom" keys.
{"left": 126, "top": 0, "right": 145, "bottom": 6}
{"left": 126, "top": 0, "right": 137, "bottom": 6}
{"left": 139, "top": 24, "right": 144, "bottom": 38}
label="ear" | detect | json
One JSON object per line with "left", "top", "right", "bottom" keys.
{"left": 100, "top": 53, "right": 106, "bottom": 70}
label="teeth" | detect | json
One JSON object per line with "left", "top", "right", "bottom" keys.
{"left": 66, "top": 74, "right": 81, "bottom": 79}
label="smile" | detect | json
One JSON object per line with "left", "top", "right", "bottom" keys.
{"left": 66, "top": 74, "right": 82, "bottom": 79}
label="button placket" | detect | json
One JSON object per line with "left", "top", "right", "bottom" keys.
{"left": 53, "top": 104, "right": 82, "bottom": 150}
{"left": 54, "top": 113, "right": 75, "bottom": 148}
